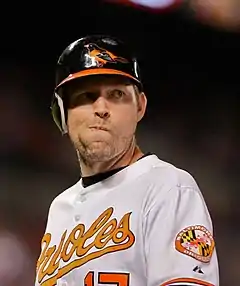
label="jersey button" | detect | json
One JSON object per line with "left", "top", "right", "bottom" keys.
{"left": 77, "top": 194, "right": 86, "bottom": 203}
{"left": 80, "top": 194, "right": 86, "bottom": 202}
{"left": 75, "top": 215, "right": 81, "bottom": 221}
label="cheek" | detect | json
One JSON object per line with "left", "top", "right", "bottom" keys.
{"left": 114, "top": 107, "right": 138, "bottom": 135}
{"left": 67, "top": 109, "right": 86, "bottom": 136}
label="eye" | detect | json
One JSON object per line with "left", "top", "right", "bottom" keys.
{"left": 67, "top": 92, "right": 97, "bottom": 107}
{"left": 109, "top": 89, "right": 125, "bottom": 99}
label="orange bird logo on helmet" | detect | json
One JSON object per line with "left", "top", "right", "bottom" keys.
{"left": 84, "top": 43, "right": 129, "bottom": 67}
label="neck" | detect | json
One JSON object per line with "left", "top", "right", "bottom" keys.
{"left": 79, "top": 141, "right": 144, "bottom": 177}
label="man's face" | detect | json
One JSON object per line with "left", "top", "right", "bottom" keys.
{"left": 64, "top": 75, "right": 147, "bottom": 163}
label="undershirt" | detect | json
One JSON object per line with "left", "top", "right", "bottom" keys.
{"left": 82, "top": 153, "right": 151, "bottom": 188}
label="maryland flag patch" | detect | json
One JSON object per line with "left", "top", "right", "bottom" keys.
{"left": 175, "top": 225, "right": 215, "bottom": 263}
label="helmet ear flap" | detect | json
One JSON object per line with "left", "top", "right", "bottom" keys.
{"left": 51, "top": 92, "right": 68, "bottom": 134}
{"left": 51, "top": 98, "right": 61, "bottom": 131}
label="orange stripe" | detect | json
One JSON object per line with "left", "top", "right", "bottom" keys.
{"left": 161, "top": 277, "right": 215, "bottom": 286}
{"left": 56, "top": 68, "right": 139, "bottom": 89}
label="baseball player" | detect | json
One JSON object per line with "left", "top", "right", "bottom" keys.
{"left": 35, "top": 35, "right": 219, "bottom": 286}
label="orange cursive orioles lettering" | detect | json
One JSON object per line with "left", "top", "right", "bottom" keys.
{"left": 36, "top": 207, "right": 135, "bottom": 286}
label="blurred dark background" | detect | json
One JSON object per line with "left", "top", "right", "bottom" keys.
{"left": 0, "top": 0, "right": 239, "bottom": 285}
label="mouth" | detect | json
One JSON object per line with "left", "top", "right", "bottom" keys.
{"left": 89, "top": 126, "right": 109, "bottom": 131}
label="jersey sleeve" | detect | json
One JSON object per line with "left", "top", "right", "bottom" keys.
{"left": 144, "top": 172, "right": 219, "bottom": 286}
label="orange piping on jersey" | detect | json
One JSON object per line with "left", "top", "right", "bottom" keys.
{"left": 161, "top": 277, "right": 215, "bottom": 286}
{"left": 36, "top": 207, "right": 135, "bottom": 286}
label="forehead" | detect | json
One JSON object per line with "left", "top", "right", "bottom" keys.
{"left": 63, "top": 75, "right": 133, "bottom": 94}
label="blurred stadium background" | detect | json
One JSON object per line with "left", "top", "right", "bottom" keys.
{"left": 0, "top": 0, "right": 239, "bottom": 285}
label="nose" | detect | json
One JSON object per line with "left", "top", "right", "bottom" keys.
{"left": 93, "top": 96, "right": 110, "bottom": 119}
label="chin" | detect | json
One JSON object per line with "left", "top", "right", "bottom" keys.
{"left": 85, "top": 140, "right": 116, "bottom": 158}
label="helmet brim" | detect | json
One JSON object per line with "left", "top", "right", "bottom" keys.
{"left": 55, "top": 68, "right": 141, "bottom": 91}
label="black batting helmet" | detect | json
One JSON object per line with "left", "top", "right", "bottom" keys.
{"left": 51, "top": 34, "right": 143, "bottom": 134}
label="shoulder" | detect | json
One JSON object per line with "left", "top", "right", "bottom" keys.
{"left": 140, "top": 155, "right": 204, "bottom": 211}
{"left": 144, "top": 155, "right": 199, "bottom": 190}
{"left": 47, "top": 180, "right": 81, "bottom": 217}
{"left": 143, "top": 156, "right": 212, "bottom": 222}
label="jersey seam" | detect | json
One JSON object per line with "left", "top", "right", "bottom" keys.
{"left": 144, "top": 185, "right": 196, "bottom": 218}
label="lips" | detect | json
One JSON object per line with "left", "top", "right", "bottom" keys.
{"left": 89, "top": 126, "right": 109, "bottom": 131}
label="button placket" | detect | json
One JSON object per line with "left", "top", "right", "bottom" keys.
{"left": 74, "top": 193, "right": 87, "bottom": 222}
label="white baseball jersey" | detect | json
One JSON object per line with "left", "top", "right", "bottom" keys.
{"left": 35, "top": 154, "right": 219, "bottom": 286}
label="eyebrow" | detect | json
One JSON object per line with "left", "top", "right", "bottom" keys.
{"left": 73, "top": 84, "right": 131, "bottom": 94}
